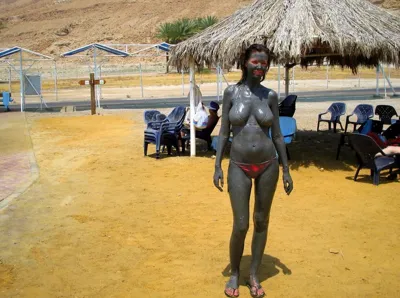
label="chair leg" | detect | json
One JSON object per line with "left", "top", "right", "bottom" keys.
{"left": 286, "top": 147, "right": 291, "bottom": 160}
{"left": 328, "top": 122, "right": 331, "bottom": 131}
{"left": 338, "top": 134, "right": 347, "bottom": 160}
{"left": 156, "top": 137, "right": 161, "bottom": 159}
{"left": 336, "top": 138, "right": 343, "bottom": 160}
{"left": 144, "top": 141, "right": 148, "bottom": 156}
{"left": 181, "top": 140, "right": 186, "bottom": 154}
{"left": 317, "top": 120, "right": 320, "bottom": 132}
{"left": 175, "top": 139, "right": 180, "bottom": 156}
{"left": 354, "top": 165, "right": 362, "bottom": 181}
{"left": 339, "top": 121, "right": 344, "bottom": 131}
{"left": 167, "top": 145, "right": 172, "bottom": 155}
{"left": 344, "top": 121, "right": 348, "bottom": 133}
{"left": 373, "top": 170, "right": 380, "bottom": 186}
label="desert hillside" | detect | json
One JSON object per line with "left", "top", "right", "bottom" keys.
{"left": 0, "top": 0, "right": 399, "bottom": 55}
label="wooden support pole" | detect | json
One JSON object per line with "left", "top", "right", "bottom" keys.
{"left": 139, "top": 63, "right": 144, "bottom": 98}
{"left": 285, "top": 65, "right": 289, "bottom": 97}
{"left": 189, "top": 59, "right": 196, "bottom": 157}
{"left": 375, "top": 64, "right": 380, "bottom": 97}
{"left": 79, "top": 73, "right": 105, "bottom": 115}
{"left": 277, "top": 64, "right": 281, "bottom": 99}
{"left": 90, "top": 73, "right": 96, "bottom": 115}
{"left": 284, "top": 63, "right": 296, "bottom": 97}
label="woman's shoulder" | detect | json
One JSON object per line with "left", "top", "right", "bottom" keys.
{"left": 222, "top": 84, "right": 242, "bottom": 103}
{"left": 224, "top": 84, "right": 240, "bottom": 95}
{"left": 259, "top": 85, "right": 277, "bottom": 97}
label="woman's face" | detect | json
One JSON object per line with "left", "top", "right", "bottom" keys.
{"left": 246, "top": 51, "right": 268, "bottom": 80}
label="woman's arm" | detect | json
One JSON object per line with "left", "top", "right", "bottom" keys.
{"left": 269, "top": 90, "right": 293, "bottom": 194}
{"left": 215, "top": 86, "right": 234, "bottom": 168}
{"left": 269, "top": 91, "right": 289, "bottom": 170}
{"left": 213, "top": 86, "right": 234, "bottom": 191}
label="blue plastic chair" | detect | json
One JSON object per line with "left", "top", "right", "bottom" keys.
{"left": 144, "top": 106, "right": 186, "bottom": 159}
{"left": 144, "top": 110, "right": 161, "bottom": 124}
{"left": 375, "top": 105, "right": 399, "bottom": 125}
{"left": 2, "top": 92, "right": 13, "bottom": 111}
{"left": 269, "top": 116, "right": 297, "bottom": 160}
{"left": 345, "top": 104, "right": 374, "bottom": 133}
{"left": 279, "top": 95, "right": 297, "bottom": 117}
{"left": 317, "top": 102, "right": 346, "bottom": 133}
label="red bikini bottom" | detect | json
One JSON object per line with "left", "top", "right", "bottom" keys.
{"left": 232, "top": 157, "right": 278, "bottom": 179}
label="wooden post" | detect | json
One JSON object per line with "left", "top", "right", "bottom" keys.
{"left": 19, "top": 50, "right": 24, "bottom": 112}
{"left": 285, "top": 65, "right": 289, "bottom": 97}
{"left": 217, "top": 66, "right": 220, "bottom": 102}
{"left": 326, "top": 63, "right": 329, "bottom": 89}
{"left": 8, "top": 67, "right": 11, "bottom": 93}
{"left": 277, "top": 64, "right": 281, "bottom": 99}
{"left": 284, "top": 63, "right": 296, "bottom": 97}
{"left": 139, "top": 63, "right": 144, "bottom": 98}
{"left": 375, "top": 64, "right": 380, "bottom": 97}
{"left": 79, "top": 74, "right": 106, "bottom": 115}
{"left": 90, "top": 73, "right": 96, "bottom": 115}
{"left": 181, "top": 70, "right": 184, "bottom": 95}
{"left": 166, "top": 52, "right": 169, "bottom": 73}
{"left": 189, "top": 59, "right": 196, "bottom": 157}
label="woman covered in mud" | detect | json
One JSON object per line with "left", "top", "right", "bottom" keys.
{"left": 213, "top": 44, "right": 293, "bottom": 298}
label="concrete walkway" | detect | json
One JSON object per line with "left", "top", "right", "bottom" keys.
{"left": 0, "top": 112, "right": 39, "bottom": 209}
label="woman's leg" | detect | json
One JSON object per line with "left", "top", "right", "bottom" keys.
{"left": 248, "top": 160, "right": 279, "bottom": 297}
{"left": 225, "top": 161, "right": 252, "bottom": 296}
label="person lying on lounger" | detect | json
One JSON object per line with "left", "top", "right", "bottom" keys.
{"left": 376, "top": 145, "right": 400, "bottom": 157}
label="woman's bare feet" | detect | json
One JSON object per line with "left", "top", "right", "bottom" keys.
{"left": 246, "top": 275, "right": 265, "bottom": 298}
{"left": 224, "top": 275, "right": 240, "bottom": 297}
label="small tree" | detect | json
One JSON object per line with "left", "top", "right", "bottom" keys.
{"left": 156, "top": 16, "right": 218, "bottom": 72}
{"left": 156, "top": 16, "right": 218, "bottom": 45}
{"left": 156, "top": 18, "right": 197, "bottom": 44}
{"left": 194, "top": 16, "right": 218, "bottom": 32}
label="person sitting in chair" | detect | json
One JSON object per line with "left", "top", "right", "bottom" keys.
{"left": 196, "top": 101, "right": 220, "bottom": 137}
{"left": 181, "top": 101, "right": 220, "bottom": 150}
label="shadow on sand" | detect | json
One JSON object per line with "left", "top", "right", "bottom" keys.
{"left": 287, "top": 129, "right": 357, "bottom": 171}
{"left": 148, "top": 130, "right": 398, "bottom": 185}
{"left": 221, "top": 254, "right": 292, "bottom": 285}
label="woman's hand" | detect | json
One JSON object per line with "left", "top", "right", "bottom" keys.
{"left": 282, "top": 171, "right": 293, "bottom": 195}
{"left": 213, "top": 167, "right": 224, "bottom": 192}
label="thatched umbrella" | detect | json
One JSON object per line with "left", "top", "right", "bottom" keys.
{"left": 169, "top": 0, "right": 400, "bottom": 156}
{"left": 170, "top": 0, "right": 400, "bottom": 70}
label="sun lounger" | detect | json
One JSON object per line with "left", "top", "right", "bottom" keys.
{"left": 348, "top": 133, "right": 399, "bottom": 185}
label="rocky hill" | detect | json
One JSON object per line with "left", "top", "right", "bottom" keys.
{"left": 0, "top": 0, "right": 398, "bottom": 55}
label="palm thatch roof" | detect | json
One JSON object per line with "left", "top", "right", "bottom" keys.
{"left": 169, "top": 0, "right": 400, "bottom": 72}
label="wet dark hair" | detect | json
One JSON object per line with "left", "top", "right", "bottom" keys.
{"left": 238, "top": 44, "right": 271, "bottom": 85}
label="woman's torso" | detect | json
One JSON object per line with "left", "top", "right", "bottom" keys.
{"left": 228, "top": 84, "right": 277, "bottom": 163}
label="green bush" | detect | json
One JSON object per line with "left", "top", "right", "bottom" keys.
{"left": 156, "top": 16, "right": 218, "bottom": 44}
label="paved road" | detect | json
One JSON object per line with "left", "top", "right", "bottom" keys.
{"left": 10, "top": 87, "right": 400, "bottom": 112}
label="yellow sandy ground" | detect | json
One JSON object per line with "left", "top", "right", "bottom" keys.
{"left": 0, "top": 111, "right": 399, "bottom": 298}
